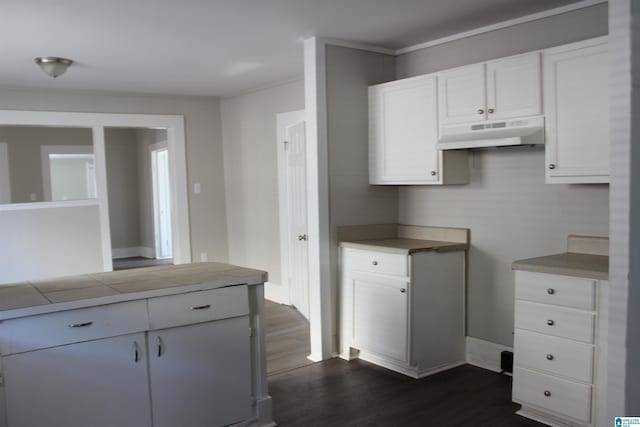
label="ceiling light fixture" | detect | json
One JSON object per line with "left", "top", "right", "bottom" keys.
{"left": 34, "top": 57, "right": 73, "bottom": 78}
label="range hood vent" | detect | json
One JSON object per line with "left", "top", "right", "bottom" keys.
{"left": 437, "top": 116, "right": 544, "bottom": 150}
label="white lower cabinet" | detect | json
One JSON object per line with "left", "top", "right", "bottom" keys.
{"left": 3, "top": 333, "right": 152, "bottom": 427}
{"left": 512, "top": 271, "right": 608, "bottom": 426}
{"left": 340, "top": 248, "right": 465, "bottom": 378}
{"left": 0, "top": 285, "right": 260, "bottom": 427}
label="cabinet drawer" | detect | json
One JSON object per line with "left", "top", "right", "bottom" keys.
{"left": 513, "top": 367, "right": 592, "bottom": 423}
{"left": 515, "top": 271, "right": 596, "bottom": 310}
{"left": 347, "top": 250, "right": 408, "bottom": 277}
{"left": 148, "top": 285, "right": 248, "bottom": 330}
{"left": 515, "top": 301, "right": 595, "bottom": 343}
{"left": 0, "top": 300, "right": 148, "bottom": 355}
{"left": 514, "top": 330, "right": 594, "bottom": 383}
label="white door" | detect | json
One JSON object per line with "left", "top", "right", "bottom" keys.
{"left": 277, "top": 110, "right": 310, "bottom": 320}
{"left": 3, "top": 333, "right": 152, "bottom": 427}
{"left": 369, "top": 75, "right": 440, "bottom": 184}
{"left": 438, "top": 63, "right": 487, "bottom": 125}
{"left": 0, "top": 142, "right": 11, "bottom": 203}
{"left": 486, "top": 53, "right": 542, "bottom": 120}
{"left": 148, "top": 318, "right": 253, "bottom": 427}
{"left": 151, "top": 146, "right": 173, "bottom": 259}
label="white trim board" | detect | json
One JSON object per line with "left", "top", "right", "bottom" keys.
{"left": 111, "top": 246, "right": 154, "bottom": 260}
{"left": 0, "top": 142, "right": 11, "bottom": 204}
{"left": 465, "top": 336, "right": 513, "bottom": 373}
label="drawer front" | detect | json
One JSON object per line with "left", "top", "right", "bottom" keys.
{"left": 515, "top": 301, "right": 595, "bottom": 343}
{"left": 148, "top": 285, "right": 249, "bottom": 330}
{"left": 347, "top": 250, "right": 408, "bottom": 277}
{"left": 515, "top": 271, "right": 596, "bottom": 310}
{"left": 0, "top": 300, "right": 148, "bottom": 355}
{"left": 513, "top": 367, "right": 592, "bottom": 423}
{"left": 514, "top": 330, "right": 594, "bottom": 383}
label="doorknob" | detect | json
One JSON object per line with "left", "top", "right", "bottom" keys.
{"left": 298, "top": 234, "right": 308, "bottom": 241}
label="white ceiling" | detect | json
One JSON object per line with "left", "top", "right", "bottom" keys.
{"left": 0, "top": 0, "right": 586, "bottom": 96}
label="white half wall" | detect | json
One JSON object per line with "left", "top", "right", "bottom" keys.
{"left": 0, "top": 204, "right": 103, "bottom": 284}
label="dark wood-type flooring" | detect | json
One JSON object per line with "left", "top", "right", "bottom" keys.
{"left": 265, "top": 300, "right": 314, "bottom": 375}
{"left": 269, "top": 356, "right": 545, "bottom": 426}
{"left": 112, "top": 257, "right": 173, "bottom": 271}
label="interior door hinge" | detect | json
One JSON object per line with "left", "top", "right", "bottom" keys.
{"left": 283, "top": 140, "right": 289, "bottom": 150}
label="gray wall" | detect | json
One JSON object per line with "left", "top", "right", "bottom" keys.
{"left": 325, "top": 46, "right": 397, "bottom": 344}
{"left": 0, "top": 86, "right": 228, "bottom": 264}
{"left": 221, "top": 79, "right": 304, "bottom": 288}
{"left": 0, "top": 126, "right": 92, "bottom": 203}
{"left": 395, "top": 4, "right": 609, "bottom": 347}
{"left": 105, "top": 128, "right": 141, "bottom": 250}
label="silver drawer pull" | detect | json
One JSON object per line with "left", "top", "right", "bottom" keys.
{"left": 546, "top": 319, "right": 555, "bottom": 326}
{"left": 546, "top": 354, "right": 554, "bottom": 361}
{"left": 547, "top": 288, "right": 555, "bottom": 295}
{"left": 157, "top": 336, "right": 165, "bottom": 358}
{"left": 191, "top": 304, "right": 211, "bottom": 310}
{"left": 134, "top": 341, "right": 141, "bottom": 363}
{"left": 544, "top": 390, "right": 551, "bottom": 397}
{"left": 400, "top": 288, "right": 406, "bottom": 293}
{"left": 372, "top": 261, "right": 378, "bottom": 266}
{"left": 68, "top": 321, "right": 93, "bottom": 328}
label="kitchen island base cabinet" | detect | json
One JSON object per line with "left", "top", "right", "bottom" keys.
{"left": 340, "top": 248, "right": 466, "bottom": 378}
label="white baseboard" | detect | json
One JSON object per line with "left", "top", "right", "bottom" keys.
{"left": 112, "top": 246, "right": 155, "bottom": 259}
{"left": 264, "top": 282, "right": 290, "bottom": 305}
{"left": 465, "top": 336, "right": 513, "bottom": 373}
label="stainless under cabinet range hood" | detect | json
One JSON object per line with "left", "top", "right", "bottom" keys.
{"left": 437, "top": 116, "right": 545, "bottom": 150}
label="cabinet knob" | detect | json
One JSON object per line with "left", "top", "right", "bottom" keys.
{"left": 298, "top": 234, "right": 308, "bottom": 241}
{"left": 400, "top": 288, "right": 406, "bottom": 293}
{"left": 488, "top": 108, "right": 495, "bottom": 114}
{"left": 372, "top": 261, "right": 378, "bottom": 266}
{"left": 546, "top": 354, "right": 554, "bottom": 361}
{"left": 547, "top": 288, "right": 555, "bottom": 295}
{"left": 477, "top": 109, "right": 485, "bottom": 115}
{"left": 548, "top": 164, "right": 556, "bottom": 170}
{"left": 544, "top": 390, "right": 551, "bottom": 397}
{"left": 547, "top": 319, "right": 555, "bottom": 326}
{"left": 430, "top": 171, "right": 436, "bottom": 176}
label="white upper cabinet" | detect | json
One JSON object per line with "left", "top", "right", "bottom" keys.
{"left": 438, "top": 53, "right": 542, "bottom": 125}
{"left": 543, "top": 37, "right": 609, "bottom": 184}
{"left": 369, "top": 74, "right": 469, "bottom": 185}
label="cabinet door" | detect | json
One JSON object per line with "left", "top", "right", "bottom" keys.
{"left": 148, "top": 317, "right": 252, "bottom": 427}
{"left": 438, "top": 63, "right": 486, "bottom": 125}
{"left": 369, "top": 75, "right": 440, "bottom": 184}
{"left": 544, "top": 39, "right": 609, "bottom": 183}
{"left": 486, "top": 53, "right": 541, "bottom": 120}
{"left": 351, "top": 271, "right": 409, "bottom": 363}
{"left": 3, "top": 333, "right": 151, "bottom": 427}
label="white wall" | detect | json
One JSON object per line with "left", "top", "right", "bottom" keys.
{"left": 395, "top": 4, "right": 609, "bottom": 347}
{"left": 221, "top": 79, "right": 304, "bottom": 295}
{"left": 0, "top": 205, "right": 103, "bottom": 283}
{"left": 0, "top": 86, "right": 228, "bottom": 264}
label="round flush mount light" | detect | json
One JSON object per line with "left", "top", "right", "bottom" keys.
{"left": 34, "top": 56, "right": 73, "bottom": 78}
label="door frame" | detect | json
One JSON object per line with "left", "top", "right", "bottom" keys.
{"left": 0, "top": 142, "right": 11, "bottom": 204}
{"left": 0, "top": 110, "right": 191, "bottom": 270}
{"left": 150, "top": 140, "right": 172, "bottom": 260}
{"left": 275, "top": 109, "right": 306, "bottom": 306}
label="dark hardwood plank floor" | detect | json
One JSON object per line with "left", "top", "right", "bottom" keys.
{"left": 265, "top": 300, "right": 314, "bottom": 375}
{"left": 269, "top": 359, "right": 545, "bottom": 427}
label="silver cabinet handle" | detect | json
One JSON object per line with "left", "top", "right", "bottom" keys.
{"left": 400, "top": 288, "right": 406, "bottom": 293}
{"left": 157, "top": 336, "right": 165, "bottom": 358}
{"left": 372, "top": 261, "right": 378, "bottom": 266}
{"left": 68, "top": 321, "right": 93, "bottom": 328}
{"left": 544, "top": 390, "right": 551, "bottom": 397}
{"left": 191, "top": 304, "right": 211, "bottom": 310}
{"left": 546, "top": 354, "right": 554, "bottom": 361}
{"left": 547, "top": 319, "right": 555, "bottom": 326}
{"left": 298, "top": 234, "right": 308, "bottom": 241}
{"left": 548, "top": 164, "right": 556, "bottom": 170}
{"left": 488, "top": 108, "right": 495, "bottom": 114}
{"left": 430, "top": 171, "right": 436, "bottom": 176}
{"left": 134, "top": 341, "right": 141, "bottom": 363}
{"left": 477, "top": 109, "right": 484, "bottom": 114}
{"left": 547, "top": 288, "right": 555, "bottom": 295}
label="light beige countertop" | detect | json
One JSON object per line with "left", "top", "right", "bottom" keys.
{"left": 0, "top": 262, "right": 267, "bottom": 320}
{"left": 337, "top": 223, "right": 470, "bottom": 255}
{"left": 512, "top": 235, "right": 609, "bottom": 280}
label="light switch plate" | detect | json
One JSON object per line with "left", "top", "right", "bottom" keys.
{"left": 194, "top": 183, "right": 201, "bottom": 194}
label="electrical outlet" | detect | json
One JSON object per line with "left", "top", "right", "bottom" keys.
{"left": 200, "top": 252, "right": 208, "bottom": 262}
{"left": 30, "top": 193, "right": 37, "bottom": 201}
{"left": 194, "top": 183, "right": 201, "bottom": 194}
